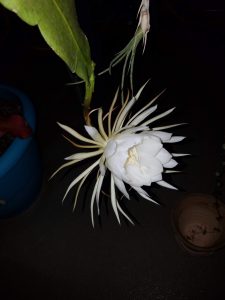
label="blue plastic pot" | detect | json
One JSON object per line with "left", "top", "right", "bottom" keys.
{"left": 0, "top": 85, "right": 42, "bottom": 218}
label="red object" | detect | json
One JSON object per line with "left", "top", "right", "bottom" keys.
{"left": 0, "top": 114, "right": 32, "bottom": 138}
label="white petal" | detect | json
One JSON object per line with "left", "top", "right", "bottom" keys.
{"left": 49, "top": 160, "right": 78, "bottom": 179}
{"left": 62, "top": 159, "right": 100, "bottom": 202}
{"left": 117, "top": 125, "right": 148, "bottom": 135}
{"left": 104, "top": 139, "right": 117, "bottom": 159}
{"left": 84, "top": 125, "right": 105, "bottom": 144}
{"left": 57, "top": 122, "right": 99, "bottom": 145}
{"left": 172, "top": 153, "right": 190, "bottom": 157}
{"left": 73, "top": 173, "right": 89, "bottom": 211}
{"left": 133, "top": 186, "right": 149, "bottom": 197}
{"left": 150, "top": 174, "right": 162, "bottom": 182}
{"left": 126, "top": 90, "right": 166, "bottom": 126}
{"left": 91, "top": 176, "right": 101, "bottom": 227}
{"left": 110, "top": 175, "right": 121, "bottom": 224}
{"left": 128, "top": 105, "right": 158, "bottom": 126}
{"left": 165, "top": 170, "right": 181, "bottom": 173}
{"left": 138, "top": 135, "right": 162, "bottom": 157}
{"left": 111, "top": 92, "right": 130, "bottom": 134}
{"left": 99, "top": 155, "right": 106, "bottom": 176}
{"left": 65, "top": 149, "right": 103, "bottom": 160}
{"left": 153, "top": 123, "right": 187, "bottom": 130}
{"left": 141, "top": 107, "right": 176, "bottom": 127}
{"left": 150, "top": 131, "right": 172, "bottom": 142}
{"left": 157, "top": 180, "right": 177, "bottom": 190}
{"left": 106, "top": 153, "right": 128, "bottom": 183}
{"left": 126, "top": 163, "right": 152, "bottom": 186}
{"left": 156, "top": 148, "right": 172, "bottom": 164}
{"left": 98, "top": 108, "right": 108, "bottom": 140}
{"left": 113, "top": 176, "right": 130, "bottom": 200}
{"left": 114, "top": 81, "right": 148, "bottom": 131}
{"left": 117, "top": 202, "right": 134, "bottom": 225}
{"left": 108, "top": 88, "right": 119, "bottom": 136}
{"left": 163, "top": 159, "right": 178, "bottom": 168}
{"left": 165, "top": 136, "right": 185, "bottom": 143}
{"left": 114, "top": 96, "right": 137, "bottom": 131}
{"left": 96, "top": 175, "right": 104, "bottom": 215}
{"left": 63, "top": 135, "right": 99, "bottom": 149}
{"left": 132, "top": 186, "right": 159, "bottom": 205}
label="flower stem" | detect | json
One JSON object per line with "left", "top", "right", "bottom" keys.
{"left": 83, "top": 63, "right": 95, "bottom": 125}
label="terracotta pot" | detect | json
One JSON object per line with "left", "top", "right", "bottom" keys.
{"left": 171, "top": 193, "right": 225, "bottom": 255}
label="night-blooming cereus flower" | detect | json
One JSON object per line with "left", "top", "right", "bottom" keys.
{"left": 51, "top": 83, "right": 187, "bottom": 226}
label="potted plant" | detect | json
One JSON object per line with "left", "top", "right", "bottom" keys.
{"left": 0, "top": 84, "right": 42, "bottom": 218}
{"left": 0, "top": 0, "right": 188, "bottom": 225}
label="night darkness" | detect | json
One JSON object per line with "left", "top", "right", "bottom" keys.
{"left": 0, "top": 1, "right": 225, "bottom": 299}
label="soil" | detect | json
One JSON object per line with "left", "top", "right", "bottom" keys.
{"left": 0, "top": 97, "right": 22, "bottom": 155}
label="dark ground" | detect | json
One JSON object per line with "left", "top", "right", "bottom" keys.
{"left": 0, "top": 1, "right": 225, "bottom": 299}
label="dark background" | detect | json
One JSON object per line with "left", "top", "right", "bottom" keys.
{"left": 0, "top": 0, "right": 225, "bottom": 299}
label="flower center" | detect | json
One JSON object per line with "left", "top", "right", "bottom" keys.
{"left": 125, "top": 146, "right": 139, "bottom": 166}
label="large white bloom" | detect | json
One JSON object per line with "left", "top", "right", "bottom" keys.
{"left": 51, "top": 83, "right": 187, "bottom": 226}
{"left": 105, "top": 132, "right": 175, "bottom": 188}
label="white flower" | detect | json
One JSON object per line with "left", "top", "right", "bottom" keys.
{"left": 51, "top": 83, "right": 188, "bottom": 226}
{"left": 105, "top": 132, "right": 174, "bottom": 188}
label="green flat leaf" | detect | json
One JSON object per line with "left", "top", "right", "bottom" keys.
{"left": 0, "top": 0, "right": 95, "bottom": 107}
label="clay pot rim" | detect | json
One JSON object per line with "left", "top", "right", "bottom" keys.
{"left": 171, "top": 193, "right": 225, "bottom": 255}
